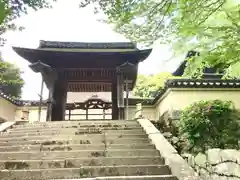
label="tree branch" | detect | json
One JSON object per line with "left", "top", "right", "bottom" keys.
{"left": 197, "top": 0, "right": 226, "bottom": 26}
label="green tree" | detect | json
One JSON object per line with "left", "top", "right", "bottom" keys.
{"left": 0, "top": 0, "right": 55, "bottom": 97}
{"left": 0, "top": 0, "right": 55, "bottom": 45}
{"left": 80, "top": 0, "right": 240, "bottom": 78}
{"left": 0, "top": 60, "right": 24, "bottom": 98}
{"left": 133, "top": 72, "right": 177, "bottom": 98}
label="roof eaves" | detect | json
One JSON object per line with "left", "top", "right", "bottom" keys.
{"left": 151, "top": 79, "right": 240, "bottom": 104}
{"left": 39, "top": 40, "right": 137, "bottom": 49}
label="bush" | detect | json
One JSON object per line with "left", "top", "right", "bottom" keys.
{"left": 179, "top": 100, "right": 240, "bottom": 153}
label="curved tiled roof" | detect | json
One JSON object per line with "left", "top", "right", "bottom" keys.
{"left": 0, "top": 91, "right": 47, "bottom": 106}
{"left": 172, "top": 51, "right": 199, "bottom": 76}
{"left": 152, "top": 79, "right": 240, "bottom": 104}
{"left": 39, "top": 40, "right": 137, "bottom": 49}
{"left": 0, "top": 91, "right": 21, "bottom": 105}
{"left": 166, "top": 79, "right": 240, "bottom": 88}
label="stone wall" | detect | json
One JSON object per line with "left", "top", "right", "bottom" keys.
{"left": 183, "top": 149, "right": 240, "bottom": 180}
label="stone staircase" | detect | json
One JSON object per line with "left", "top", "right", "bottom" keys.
{"left": 0, "top": 120, "right": 178, "bottom": 180}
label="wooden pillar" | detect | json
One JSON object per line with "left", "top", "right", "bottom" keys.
{"left": 117, "top": 72, "right": 125, "bottom": 120}
{"left": 46, "top": 89, "right": 53, "bottom": 122}
{"left": 51, "top": 79, "right": 68, "bottom": 121}
{"left": 111, "top": 77, "right": 118, "bottom": 120}
{"left": 68, "top": 109, "right": 71, "bottom": 120}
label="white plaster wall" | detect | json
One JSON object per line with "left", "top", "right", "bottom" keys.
{"left": 0, "top": 97, "right": 17, "bottom": 121}
{"left": 155, "top": 88, "right": 240, "bottom": 120}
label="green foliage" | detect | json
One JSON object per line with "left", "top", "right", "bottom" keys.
{"left": 0, "top": 60, "right": 24, "bottom": 98}
{"left": 133, "top": 72, "right": 178, "bottom": 98}
{"left": 0, "top": 0, "right": 55, "bottom": 45}
{"left": 80, "top": 0, "right": 240, "bottom": 78}
{"left": 179, "top": 100, "right": 240, "bottom": 153}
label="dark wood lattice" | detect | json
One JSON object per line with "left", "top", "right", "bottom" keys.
{"left": 66, "top": 97, "right": 112, "bottom": 120}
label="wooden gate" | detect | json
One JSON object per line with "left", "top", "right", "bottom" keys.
{"left": 65, "top": 97, "right": 112, "bottom": 120}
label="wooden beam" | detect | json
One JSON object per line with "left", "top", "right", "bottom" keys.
{"left": 68, "top": 82, "right": 112, "bottom": 92}
{"left": 58, "top": 68, "right": 116, "bottom": 82}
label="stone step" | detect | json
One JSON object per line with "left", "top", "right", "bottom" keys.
{"left": 13, "top": 122, "right": 140, "bottom": 129}
{"left": 0, "top": 133, "right": 148, "bottom": 142}
{"left": 2, "top": 130, "right": 145, "bottom": 137}
{"left": 10, "top": 126, "right": 143, "bottom": 133}
{"left": 6, "top": 128, "right": 144, "bottom": 135}
{"left": 0, "top": 149, "right": 160, "bottom": 160}
{"left": 53, "top": 175, "right": 178, "bottom": 180}
{"left": 0, "top": 165, "right": 171, "bottom": 180}
{"left": 0, "top": 156, "right": 164, "bottom": 170}
{"left": 0, "top": 137, "right": 150, "bottom": 146}
{"left": 9, "top": 126, "right": 143, "bottom": 132}
{"left": 0, "top": 144, "right": 155, "bottom": 152}
{"left": 12, "top": 124, "right": 141, "bottom": 129}
{"left": 14, "top": 120, "right": 138, "bottom": 126}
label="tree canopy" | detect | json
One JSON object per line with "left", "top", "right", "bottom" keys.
{"left": 0, "top": 59, "right": 24, "bottom": 98}
{"left": 0, "top": 0, "right": 55, "bottom": 45}
{"left": 0, "top": 0, "right": 55, "bottom": 98}
{"left": 133, "top": 72, "right": 178, "bottom": 98}
{"left": 80, "top": 0, "right": 240, "bottom": 78}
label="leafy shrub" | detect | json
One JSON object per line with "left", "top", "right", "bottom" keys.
{"left": 179, "top": 100, "right": 240, "bottom": 153}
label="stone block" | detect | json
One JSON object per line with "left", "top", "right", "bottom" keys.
{"left": 195, "top": 153, "right": 207, "bottom": 168}
{"left": 213, "top": 162, "right": 240, "bottom": 178}
{"left": 220, "top": 149, "right": 240, "bottom": 163}
{"left": 206, "top": 149, "right": 222, "bottom": 165}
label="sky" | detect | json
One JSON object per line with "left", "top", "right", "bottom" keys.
{"left": 1, "top": 0, "right": 185, "bottom": 100}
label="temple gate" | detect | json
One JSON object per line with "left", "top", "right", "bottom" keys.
{"left": 13, "top": 41, "right": 151, "bottom": 121}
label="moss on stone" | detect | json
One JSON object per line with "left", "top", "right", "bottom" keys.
{"left": 108, "top": 167, "right": 120, "bottom": 176}
{"left": 50, "top": 146, "right": 72, "bottom": 151}
{"left": 136, "top": 170, "right": 144, "bottom": 175}
{"left": 57, "top": 141, "right": 64, "bottom": 145}
{"left": 75, "top": 128, "right": 102, "bottom": 135}
{"left": 124, "top": 127, "right": 132, "bottom": 130}
{"left": 48, "top": 161, "right": 62, "bottom": 168}
{"left": 88, "top": 159, "right": 98, "bottom": 166}
{"left": 79, "top": 140, "right": 91, "bottom": 144}
{"left": 4, "top": 161, "right": 29, "bottom": 170}
{"left": 79, "top": 168, "right": 93, "bottom": 177}
{"left": 64, "top": 160, "right": 75, "bottom": 168}
{"left": 118, "top": 135, "right": 123, "bottom": 138}
{"left": 50, "top": 146, "right": 64, "bottom": 151}
{"left": 42, "top": 141, "right": 57, "bottom": 145}
{"left": 91, "top": 152, "right": 104, "bottom": 157}
{"left": 67, "top": 146, "right": 73, "bottom": 151}
{"left": 99, "top": 167, "right": 120, "bottom": 176}
{"left": 100, "top": 124, "right": 113, "bottom": 128}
